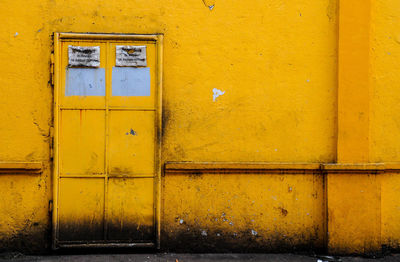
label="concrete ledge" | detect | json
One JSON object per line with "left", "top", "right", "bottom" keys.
{"left": 165, "top": 162, "right": 400, "bottom": 175}
{"left": 165, "top": 162, "right": 321, "bottom": 174}
{"left": 0, "top": 162, "right": 43, "bottom": 174}
{"left": 321, "top": 163, "right": 385, "bottom": 174}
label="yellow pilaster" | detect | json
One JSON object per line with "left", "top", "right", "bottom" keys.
{"left": 328, "top": 0, "right": 381, "bottom": 255}
{"left": 326, "top": 165, "right": 382, "bottom": 254}
{"left": 337, "top": 0, "right": 370, "bottom": 162}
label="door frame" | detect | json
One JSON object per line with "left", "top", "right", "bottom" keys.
{"left": 52, "top": 33, "right": 163, "bottom": 249}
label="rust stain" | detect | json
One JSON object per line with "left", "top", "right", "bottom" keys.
{"left": 79, "top": 109, "right": 82, "bottom": 127}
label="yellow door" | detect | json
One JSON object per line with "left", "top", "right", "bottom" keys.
{"left": 52, "top": 34, "right": 163, "bottom": 248}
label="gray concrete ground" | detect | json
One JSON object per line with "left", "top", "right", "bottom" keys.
{"left": 1, "top": 253, "right": 400, "bottom": 262}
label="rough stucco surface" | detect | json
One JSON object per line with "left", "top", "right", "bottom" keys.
{"left": 0, "top": 0, "right": 338, "bottom": 253}
{"left": 162, "top": 172, "right": 325, "bottom": 253}
{"left": 370, "top": 0, "right": 400, "bottom": 251}
{"left": 0, "top": 0, "right": 338, "bottom": 162}
{"left": 371, "top": 0, "right": 400, "bottom": 162}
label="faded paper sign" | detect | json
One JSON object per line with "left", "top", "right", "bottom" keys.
{"left": 68, "top": 46, "right": 100, "bottom": 67}
{"left": 116, "top": 45, "right": 147, "bottom": 67}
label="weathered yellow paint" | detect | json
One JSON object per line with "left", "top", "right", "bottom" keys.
{"left": 58, "top": 178, "right": 105, "bottom": 241}
{"left": 109, "top": 111, "right": 155, "bottom": 175}
{"left": 327, "top": 170, "right": 382, "bottom": 254}
{"left": 0, "top": 0, "right": 400, "bottom": 255}
{"left": 163, "top": 169, "right": 325, "bottom": 252}
{"left": 107, "top": 178, "right": 154, "bottom": 241}
{"left": 60, "top": 110, "right": 105, "bottom": 174}
{"left": 0, "top": 174, "right": 49, "bottom": 252}
{"left": 381, "top": 172, "right": 400, "bottom": 250}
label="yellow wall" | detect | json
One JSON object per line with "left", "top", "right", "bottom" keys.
{"left": 371, "top": 0, "right": 400, "bottom": 162}
{"left": 382, "top": 172, "right": 400, "bottom": 250}
{"left": 163, "top": 167, "right": 325, "bottom": 252}
{"left": 372, "top": 0, "right": 400, "bottom": 245}
{"left": 0, "top": 0, "right": 399, "bottom": 255}
{"left": 371, "top": 0, "right": 400, "bottom": 254}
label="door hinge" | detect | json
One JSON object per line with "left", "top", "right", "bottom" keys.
{"left": 49, "top": 200, "right": 53, "bottom": 213}
{"left": 49, "top": 126, "right": 54, "bottom": 159}
{"left": 50, "top": 53, "right": 55, "bottom": 87}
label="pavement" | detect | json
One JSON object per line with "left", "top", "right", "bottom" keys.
{"left": 1, "top": 253, "right": 400, "bottom": 262}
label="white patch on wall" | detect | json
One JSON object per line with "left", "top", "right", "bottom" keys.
{"left": 68, "top": 46, "right": 100, "bottom": 68}
{"left": 65, "top": 68, "right": 105, "bottom": 96}
{"left": 112, "top": 67, "right": 150, "bottom": 96}
{"left": 116, "top": 45, "right": 147, "bottom": 67}
{"left": 213, "top": 88, "right": 225, "bottom": 102}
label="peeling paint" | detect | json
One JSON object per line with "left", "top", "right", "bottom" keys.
{"left": 125, "top": 129, "right": 137, "bottom": 136}
{"left": 202, "top": 0, "right": 215, "bottom": 10}
{"left": 326, "top": 0, "right": 338, "bottom": 22}
{"left": 212, "top": 88, "right": 225, "bottom": 102}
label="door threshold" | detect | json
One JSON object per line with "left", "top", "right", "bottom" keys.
{"left": 58, "top": 242, "right": 155, "bottom": 249}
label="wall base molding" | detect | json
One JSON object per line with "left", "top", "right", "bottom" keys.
{"left": 165, "top": 162, "right": 397, "bottom": 174}
{"left": 0, "top": 162, "right": 43, "bottom": 174}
